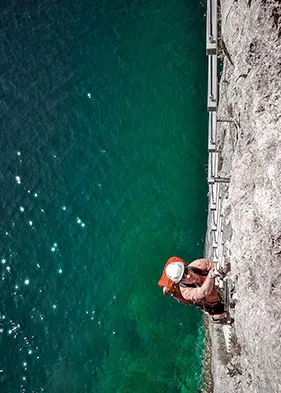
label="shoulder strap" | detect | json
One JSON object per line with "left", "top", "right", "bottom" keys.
{"left": 179, "top": 282, "right": 197, "bottom": 288}
{"left": 188, "top": 266, "right": 209, "bottom": 276}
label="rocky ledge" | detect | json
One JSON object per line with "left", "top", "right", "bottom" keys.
{"left": 205, "top": 0, "right": 281, "bottom": 392}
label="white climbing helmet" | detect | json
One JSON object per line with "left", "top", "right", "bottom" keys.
{"left": 166, "top": 262, "right": 185, "bottom": 283}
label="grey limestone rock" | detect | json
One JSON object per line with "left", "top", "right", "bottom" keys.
{"left": 206, "top": 0, "right": 281, "bottom": 392}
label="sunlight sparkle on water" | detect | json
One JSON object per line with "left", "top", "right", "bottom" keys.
{"left": 51, "top": 243, "right": 58, "bottom": 252}
{"left": 76, "top": 217, "right": 86, "bottom": 227}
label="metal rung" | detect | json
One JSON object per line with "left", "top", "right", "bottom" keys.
{"left": 207, "top": 54, "right": 218, "bottom": 111}
{"left": 209, "top": 182, "right": 218, "bottom": 210}
{"left": 214, "top": 176, "right": 231, "bottom": 183}
{"left": 218, "top": 252, "right": 225, "bottom": 271}
{"left": 212, "top": 230, "right": 218, "bottom": 245}
{"left": 211, "top": 221, "right": 217, "bottom": 231}
{"left": 208, "top": 152, "right": 218, "bottom": 183}
{"left": 211, "top": 208, "right": 218, "bottom": 227}
{"left": 212, "top": 241, "right": 218, "bottom": 249}
{"left": 208, "top": 111, "right": 217, "bottom": 152}
{"left": 217, "top": 117, "right": 234, "bottom": 123}
{"left": 206, "top": 0, "right": 217, "bottom": 55}
{"left": 213, "top": 248, "right": 218, "bottom": 261}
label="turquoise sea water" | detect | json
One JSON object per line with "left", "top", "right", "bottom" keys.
{"left": 0, "top": 1, "right": 208, "bottom": 392}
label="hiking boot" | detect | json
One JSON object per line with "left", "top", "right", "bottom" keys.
{"left": 211, "top": 316, "right": 234, "bottom": 325}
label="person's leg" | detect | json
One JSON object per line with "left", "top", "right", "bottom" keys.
{"left": 207, "top": 301, "right": 232, "bottom": 323}
{"left": 211, "top": 312, "right": 234, "bottom": 324}
{"left": 212, "top": 312, "right": 226, "bottom": 320}
{"left": 207, "top": 300, "right": 225, "bottom": 318}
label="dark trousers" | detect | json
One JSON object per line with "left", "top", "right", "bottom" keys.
{"left": 205, "top": 300, "right": 225, "bottom": 315}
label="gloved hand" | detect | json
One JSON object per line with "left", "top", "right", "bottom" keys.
{"left": 217, "top": 262, "right": 231, "bottom": 279}
{"left": 208, "top": 267, "right": 219, "bottom": 279}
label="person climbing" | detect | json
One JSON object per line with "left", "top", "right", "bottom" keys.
{"left": 158, "top": 256, "right": 230, "bottom": 323}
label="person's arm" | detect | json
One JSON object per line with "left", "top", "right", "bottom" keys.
{"left": 190, "top": 258, "right": 214, "bottom": 271}
{"left": 196, "top": 269, "right": 216, "bottom": 299}
{"left": 180, "top": 268, "right": 217, "bottom": 302}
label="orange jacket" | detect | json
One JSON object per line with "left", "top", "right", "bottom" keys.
{"left": 158, "top": 256, "right": 222, "bottom": 310}
{"left": 158, "top": 256, "right": 192, "bottom": 306}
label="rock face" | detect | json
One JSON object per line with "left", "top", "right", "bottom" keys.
{"left": 208, "top": 0, "right": 281, "bottom": 392}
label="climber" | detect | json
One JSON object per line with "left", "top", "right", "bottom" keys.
{"left": 158, "top": 256, "right": 229, "bottom": 323}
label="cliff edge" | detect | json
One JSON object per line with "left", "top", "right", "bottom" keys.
{"left": 207, "top": 0, "right": 281, "bottom": 392}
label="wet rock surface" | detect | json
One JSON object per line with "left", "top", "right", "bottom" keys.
{"left": 206, "top": 0, "right": 281, "bottom": 392}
